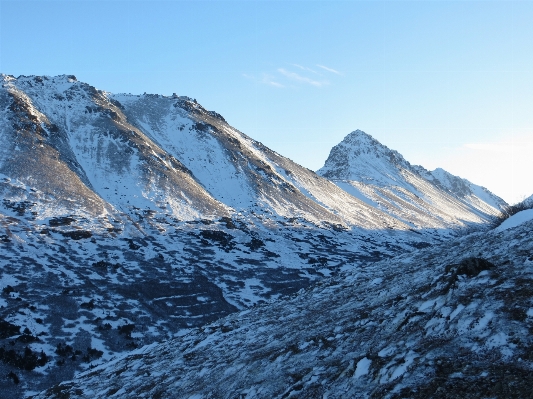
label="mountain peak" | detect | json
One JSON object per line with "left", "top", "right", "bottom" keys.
{"left": 344, "top": 128, "right": 374, "bottom": 139}
{"left": 338, "top": 129, "right": 381, "bottom": 148}
{"left": 317, "top": 129, "right": 507, "bottom": 227}
{"left": 317, "top": 130, "right": 409, "bottom": 183}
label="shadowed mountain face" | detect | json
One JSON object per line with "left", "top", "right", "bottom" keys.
{"left": 0, "top": 75, "right": 507, "bottom": 398}
{"left": 318, "top": 130, "right": 507, "bottom": 229}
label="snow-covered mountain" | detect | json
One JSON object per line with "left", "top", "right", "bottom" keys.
{"left": 318, "top": 130, "right": 507, "bottom": 229}
{"left": 0, "top": 74, "right": 416, "bottom": 230}
{"left": 0, "top": 76, "right": 504, "bottom": 232}
{"left": 33, "top": 207, "right": 533, "bottom": 399}
{"left": 0, "top": 75, "right": 508, "bottom": 398}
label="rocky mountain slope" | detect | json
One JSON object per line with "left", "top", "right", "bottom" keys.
{"left": 33, "top": 205, "right": 533, "bottom": 399}
{"left": 0, "top": 74, "right": 507, "bottom": 397}
{"left": 0, "top": 74, "right": 413, "bottom": 229}
{"left": 1, "top": 75, "right": 504, "bottom": 232}
{"left": 318, "top": 130, "right": 506, "bottom": 229}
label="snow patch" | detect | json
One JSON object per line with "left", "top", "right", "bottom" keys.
{"left": 354, "top": 357, "right": 372, "bottom": 378}
{"left": 495, "top": 209, "right": 533, "bottom": 232}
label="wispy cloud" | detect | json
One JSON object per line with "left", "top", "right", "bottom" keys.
{"left": 291, "top": 64, "right": 319, "bottom": 74}
{"left": 266, "top": 79, "right": 284, "bottom": 88}
{"left": 316, "top": 64, "right": 342, "bottom": 75}
{"left": 277, "top": 68, "right": 327, "bottom": 87}
{"left": 244, "top": 63, "right": 340, "bottom": 88}
{"left": 243, "top": 73, "right": 284, "bottom": 88}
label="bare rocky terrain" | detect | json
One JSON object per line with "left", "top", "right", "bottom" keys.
{"left": 33, "top": 212, "right": 533, "bottom": 399}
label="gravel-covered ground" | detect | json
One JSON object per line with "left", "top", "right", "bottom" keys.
{"left": 33, "top": 218, "right": 533, "bottom": 398}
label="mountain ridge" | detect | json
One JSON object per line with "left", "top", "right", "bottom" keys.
{"left": 1, "top": 74, "right": 505, "bottom": 231}
{"left": 317, "top": 129, "right": 506, "bottom": 229}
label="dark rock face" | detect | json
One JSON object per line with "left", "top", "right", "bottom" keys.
{"left": 446, "top": 257, "right": 495, "bottom": 277}
{"left": 455, "top": 257, "right": 495, "bottom": 277}
{"left": 0, "top": 319, "right": 20, "bottom": 339}
{"left": 48, "top": 217, "right": 75, "bottom": 227}
{"left": 59, "top": 230, "right": 92, "bottom": 240}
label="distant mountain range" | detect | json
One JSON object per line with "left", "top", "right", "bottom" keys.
{"left": 0, "top": 74, "right": 509, "bottom": 398}
{"left": 0, "top": 74, "right": 505, "bottom": 230}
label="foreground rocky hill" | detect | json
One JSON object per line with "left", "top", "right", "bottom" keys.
{"left": 34, "top": 214, "right": 533, "bottom": 398}
{"left": 1, "top": 208, "right": 433, "bottom": 398}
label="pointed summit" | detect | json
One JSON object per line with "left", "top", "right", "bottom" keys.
{"left": 317, "top": 130, "right": 411, "bottom": 185}
{"left": 342, "top": 129, "right": 377, "bottom": 142}
{"left": 317, "top": 129, "right": 506, "bottom": 228}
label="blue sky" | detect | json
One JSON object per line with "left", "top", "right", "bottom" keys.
{"left": 1, "top": 0, "right": 532, "bottom": 203}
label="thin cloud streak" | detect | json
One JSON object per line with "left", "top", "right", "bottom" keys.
{"left": 244, "top": 63, "right": 337, "bottom": 88}
{"left": 291, "top": 64, "right": 319, "bottom": 74}
{"left": 243, "top": 73, "right": 284, "bottom": 88}
{"left": 265, "top": 79, "right": 284, "bottom": 88}
{"left": 316, "top": 64, "right": 342, "bottom": 75}
{"left": 277, "top": 68, "right": 327, "bottom": 87}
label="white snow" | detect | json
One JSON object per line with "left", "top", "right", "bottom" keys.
{"left": 370, "top": 277, "right": 383, "bottom": 286}
{"left": 449, "top": 304, "right": 465, "bottom": 321}
{"left": 354, "top": 357, "right": 372, "bottom": 378}
{"left": 495, "top": 209, "right": 533, "bottom": 232}
{"left": 388, "top": 351, "right": 418, "bottom": 381}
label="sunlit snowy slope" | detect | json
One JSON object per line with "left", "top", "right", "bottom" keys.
{"left": 1, "top": 75, "right": 504, "bottom": 231}
{"left": 318, "top": 130, "right": 506, "bottom": 229}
